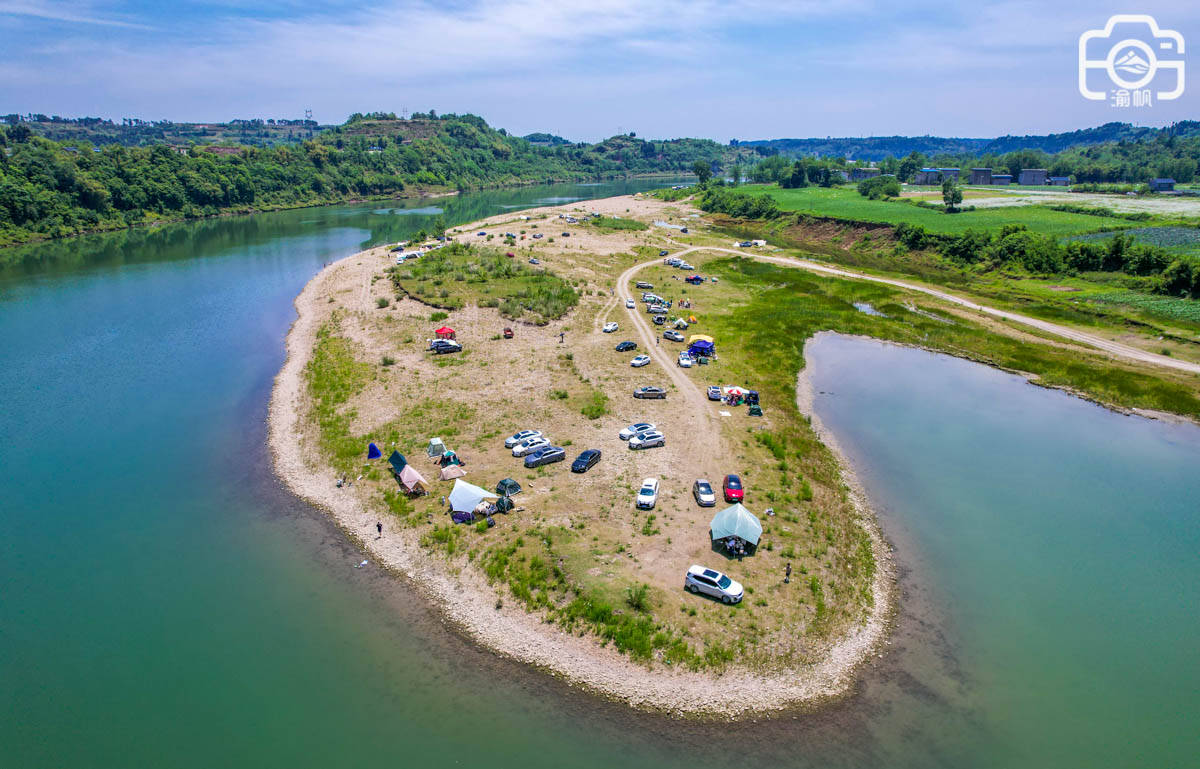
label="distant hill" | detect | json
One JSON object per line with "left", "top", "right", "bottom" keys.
{"left": 4, "top": 113, "right": 330, "bottom": 148}
{"left": 736, "top": 121, "right": 1200, "bottom": 160}
{"left": 522, "top": 132, "right": 572, "bottom": 146}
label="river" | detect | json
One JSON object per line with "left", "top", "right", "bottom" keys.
{"left": 1, "top": 183, "right": 1197, "bottom": 768}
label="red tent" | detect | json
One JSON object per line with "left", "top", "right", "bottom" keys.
{"left": 435, "top": 326, "right": 456, "bottom": 339}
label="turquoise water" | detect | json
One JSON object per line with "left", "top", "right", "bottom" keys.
{"left": 1, "top": 186, "right": 1197, "bottom": 767}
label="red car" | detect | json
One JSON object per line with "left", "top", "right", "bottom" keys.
{"left": 722, "top": 474, "right": 744, "bottom": 503}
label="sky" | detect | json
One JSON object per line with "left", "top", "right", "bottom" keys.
{"left": 0, "top": 0, "right": 1198, "bottom": 142}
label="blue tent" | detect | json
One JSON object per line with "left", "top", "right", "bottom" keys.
{"left": 688, "top": 340, "right": 715, "bottom": 357}
{"left": 367, "top": 442, "right": 382, "bottom": 460}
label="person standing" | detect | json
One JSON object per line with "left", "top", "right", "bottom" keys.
{"left": 784, "top": 562, "right": 792, "bottom": 584}
{"left": 376, "top": 521, "right": 383, "bottom": 539}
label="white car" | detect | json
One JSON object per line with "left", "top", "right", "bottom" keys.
{"left": 677, "top": 352, "right": 693, "bottom": 368}
{"left": 685, "top": 565, "right": 744, "bottom": 604}
{"left": 635, "top": 478, "right": 659, "bottom": 509}
{"left": 512, "top": 435, "right": 550, "bottom": 457}
{"left": 504, "top": 429, "right": 543, "bottom": 448}
{"left": 630, "top": 355, "right": 651, "bottom": 368}
{"left": 619, "top": 422, "right": 656, "bottom": 440}
{"left": 625, "top": 298, "right": 635, "bottom": 309}
{"left": 602, "top": 322, "right": 619, "bottom": 333}
{"left": 628, "top": 430, "right": 665, "bottom": 450}
{"left": 692, "top": 479, "right": 716, "bottom": 507}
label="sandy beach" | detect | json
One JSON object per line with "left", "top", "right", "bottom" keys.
{"left": 267, "top": 196, "right": 896, "bottom": 718}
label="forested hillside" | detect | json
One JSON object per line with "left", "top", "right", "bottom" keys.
{"left": 0, "top": 112, "right": 743, "bottom": 246}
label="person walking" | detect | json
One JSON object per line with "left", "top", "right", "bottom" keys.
{"left": 376, "top": 521, "right": 383, "bottom": 539}
{"left": 784, "top": 562, "right": 792, "bottom": 584}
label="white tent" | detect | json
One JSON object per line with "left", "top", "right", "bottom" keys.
{"left": 398, "top": 464, "right": 428, "bottom": 493}
{"left": 427, "top": 437, "right": 447, "bottom": 457}
{"left": 448, "top": 479, "right": 498, "bottom": 513}
{"left": 439, "top": 464, "right": 467, "bottom": 481}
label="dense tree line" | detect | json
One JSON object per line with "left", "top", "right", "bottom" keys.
{"left": 0, "top": 114, "right": 741, "bottom": 246}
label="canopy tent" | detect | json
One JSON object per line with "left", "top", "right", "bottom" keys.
{"left": 434, "top": 326, "right": 456, "bottom": 339}
{"left": 688, "top": 340, "right": 715, "bottom": 358}
{"left": 367, "top": 442, "right": 382, "bottom": 460}
{"left": 448, "top": 479, "right": 498, "bottom": 513}
{"left": 687, "top": 334, "right": 714, "bottom": 345}
{"left": 495, "top": 478, "right": 522, "bottom": 496}
{"left": 398, "top": 464, "right": 429, "bottom": 493}
{"left": 439, "top": 464, "right": 467, "bottom": 481}
{"left": 709, "top": 503, "right": 763, "bottom": 546}
{"left": 387, "top": 451, "right": 408, "bottom": 474}
{"left": 426, "top": 437, "right": 446, "bottom": 457}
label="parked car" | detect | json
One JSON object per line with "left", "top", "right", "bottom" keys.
{"left": 630, "top": 354, "right": 651, "bottom": 367}
{"left": 477, "top": 231, "right": 487, "bottom": 236}
{"left": 677, "top": 352, "right": 693, "bottom": 368}
{"left": 635, "top": 478, "right": 660, "bottom": 509}
{"left": 659, "top": 250, "right": 669, "bottom": 257}
{"left": 707, "top": 385, "right": 722, "bottom": 401}
{"left": 524, "top": 446, "right": 566, "bottom": 468}
{"left": 615, "top": 341, "right": 638, "bottom": 352}
{"left": 625, "top": 298, "right": 635, "bottom": 309}
{"left": 532, "top": 233, "right": 544, "bottom": 239}
{"left": 685, "top": 565, "right": 743, "bottom": 604}
{"left": 504, "top": 429, "right": 543, "bottom": 448}
{"left": 529, "top": 258, "right": 540, "bottom": 265}
{"left": 667, "top": 258, "right": 681, "bottom": 266}
{"left": 633, "top": 386, "right": 667, "bottom": 399}
{"left": 652, "top": 315, "right": 666, "bottom": 326}
{"left": 628, "top": 430, "right": 665, "bottom": 450}
{"left": 561, "top": 232, "right": 570, "bottom": 237}
{"left": 663, "top": 330, "right": 685, "bottom": 342}
{"left": 570, "top": 449, "right": 602, "bottom": 473}
{"left": 619, "top": 422, "right": 656, "bottom": 440}
{"left": 722, "top": 474, "right": 744, "bottom": 502}
{"left": 602, "top": 322, "right": 619, "bottom": 333}
{"left": 430, "top": 339, "right": 462, "bottom": 354}
{"left": 692, "top": 479, "right": 716, "bottom": 507}
{"left": 635, "top": 281, "right": 653, "bottom": 289}
{"left": 512, "top": 435, "right": 551, "bottom": 457}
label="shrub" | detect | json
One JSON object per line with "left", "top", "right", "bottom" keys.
{"left": 376, "top": 297, "right": 390, "bottom": 308}
{"left": 430, "top": 311, "right": 449, "bottom": 322}
{"left": 625, "top": 583, "right": 650, "bottom": 612}
{"left": 381, "top": 355, "right": 396, "bottom": 366}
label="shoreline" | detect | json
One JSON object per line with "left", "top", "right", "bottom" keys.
{"left": 267, "top": 212, "right": 895, "bottom": 718}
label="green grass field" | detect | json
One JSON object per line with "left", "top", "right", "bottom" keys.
{"left": 741, "top": 184, "right": 1133, "bottom": 236}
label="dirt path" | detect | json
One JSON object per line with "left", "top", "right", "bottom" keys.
{"left": 638, "top": 245, "right": 1200, "bottom": 377}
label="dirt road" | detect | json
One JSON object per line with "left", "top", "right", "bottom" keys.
{"left": 625, "top": 245, "right": 1200, "bottom": 377}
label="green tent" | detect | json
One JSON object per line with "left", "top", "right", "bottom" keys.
{"left": 709, "top": 503, "right": 763, "bottom": 546}
{"left": 388, "top": 451, "right": 407, "bottom": 475}
{"left": 495, "top": 478, "right": 522, "bottom": 496}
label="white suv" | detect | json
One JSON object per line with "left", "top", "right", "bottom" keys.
{"left": 684, "top": 565, "right": 744, "bottom": 604}
{"left": 635, "top": 478, "right": 659, "bottom": 509}
{"left": 512, "top": 435, "right": 550, "bottom": 457}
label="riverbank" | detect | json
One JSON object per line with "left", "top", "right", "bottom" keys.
{"left": 268, "top": 195, "right": 897, "bottom": 718}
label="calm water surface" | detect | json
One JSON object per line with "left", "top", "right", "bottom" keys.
{"left": 2, "top": 186, "right": 1197, "bottom": 767}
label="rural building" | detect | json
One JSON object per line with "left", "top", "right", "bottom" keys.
{"left": 849, "top": 168, "right": 881, "bottom": 181}
{"left": 969, "top": 168, "right": 992, "bottom": 185}
{"left": 991, "top": 174, "right": 1013, "bottom": 185}
{"left": 1048, "top": 176, "right": 1070, "bottom": 186}
{"left": 914, "top": 168, "right": 954, "bottom": 185}
{"left": 1149, "top": 178, "right": 1176, "bottom": 192}
{"left": 1019, "top": 169, "right": 1048, "bottom": 186}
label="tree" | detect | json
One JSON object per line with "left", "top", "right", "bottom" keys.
{"left": 942, "top": 178, "right": 963, "bottom": 212}
{"left": 692, "top": 160, "right": 712, "bottom": 185}
{"left": 730, "top": 165, "right": 742, "bottom": 186}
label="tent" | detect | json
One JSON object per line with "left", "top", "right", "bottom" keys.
{"left": 367, "top": 442, "right": 382, "bottom": 460}
{"left": 439, "top": 449, "right": 462, "bottom": 467}
{"left": 387, "top": 451, "right": 407, "bottom": 475}
{"left": 439, "top": 464, "right": 467, "bottom": 481}
{"left": 495, "top": 478, "right": 522, "bottom": 496}
{"left": 448, "top": 479, "right": 498, "bottom": 513}
{"left": 710, "top": 503, "right": 763, "bottom": 546}
{"left": 434, "top": 326, "right": 456, "bottom": 339}
{"left": 398, "top": 464, "right": 429, "bottom": 493}
{"left": 427, "top": 437, "right": 446, "bottom": 457}
{"left": 496, "top": 496, "right": 514, "bottom": 513}
{"left": 687, "top": 315, "right": 698, "bottom": 324}
{"left": 687, "top": 334, "right": 714, "bottom": 345}
{"left": 688, "top": 340, "right": 715, "bottom": 358}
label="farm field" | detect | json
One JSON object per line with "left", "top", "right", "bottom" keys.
{"left": 740, "top": 184, "right": 1135, "bottom": 236}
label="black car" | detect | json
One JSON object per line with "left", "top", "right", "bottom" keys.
{"left": 615, "top": 341, "right": 638, "bottom": 352}
{"left": 571, "top": 449, "right": 602, "bottom": 473}
{"left": 561, "top": 232, "right": 570, "bottom": 237}
{"left": 524, "top": 446, "right": 566, "bottom": 468}
{"left": 633, "top": 386, "right": 667, "bottom": 399}
{"left": 430, "top": 339, "right": 462, "bottom": 354}
{"left": 652, "top": 315, "right": 666, "bottom": 325}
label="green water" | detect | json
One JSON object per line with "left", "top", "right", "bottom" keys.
{"left": 1, "top": 186, "right": 1197, "bottom": 768}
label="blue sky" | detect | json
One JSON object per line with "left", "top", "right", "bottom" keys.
{"left": 0, "top": 0, "right": 1197, "bottom": 141}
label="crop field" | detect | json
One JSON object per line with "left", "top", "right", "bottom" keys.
{"left": 1068, "top": 226, "right": 1200, "bottom": 257}
{"left": 740, "top": 184, "right": 1134, "bottom": 236}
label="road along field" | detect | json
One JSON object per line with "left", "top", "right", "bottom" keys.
{"left": 271, "top": 192, "right": 1199, "bottom": 717}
